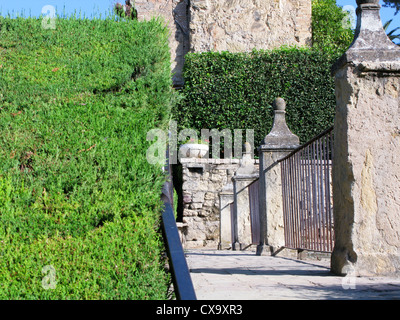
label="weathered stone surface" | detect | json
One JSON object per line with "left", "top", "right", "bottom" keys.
{"left": 136, "top": 0, "right": 311, "bottom": 85}
{"left": 258, "top": 151, "right": 288, "bottom": 253}
{"left": 183, "top": 193, "right": 192, "bottom": 204}
{"left": 262, "top": 98, "right": 300, "bottom": 148}
{"left": 136, "top": 0, "right": 190, "bottom": 86}
{"left": 332, "top": 64, "right": 400, "bottom": 276}
{"left": 219, "top": 183, "right": 234, "bottom": 249}
{"left": 331, "top": 1, "right": 400, "bottom": 277}
{"left": 231, "top": 142, "right": 259, "bottom": 249}
{"left": 183, "top": 209, "right": 198, "bottom": 217}
{"left": 333, "top": 1, "right": 400, "bottom": 73}
{"left": 192, "top": 191, "right": 205, "bottom": 203}
{"left": 232, "top": 175, "right": 258, "bottom": 249}
{"left": 182, "top": 179, "right": 209, "bottom": 192}
{"left": 190, "top": 202, "right": 203, "bottom": 209}
{"left": 189, "top": 0, "right": 311, "bottom": 53}
{"left": 204, "top": 192, "right": 215, "bottom": 200}
{"left": 176, "top": 222, "right": 188, "bottom": 246}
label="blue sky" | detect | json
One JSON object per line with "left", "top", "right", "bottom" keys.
{"left": 0, "top": 0, "right": 117, "bottom": 18}
{"left": 0, "top": 0, "right": 398, "bottom": 40}
{"left": 337, "top": 1, "right": 399, "bottom": 28}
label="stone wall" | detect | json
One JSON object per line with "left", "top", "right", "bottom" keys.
{"left": 135, "top": 0, "right": 312, "bottom": 85}
{"left": 190, "top": 0, "right": 311, "bottom": 53}
{"left": 330, "top": 0, "right": 400, "bottom": 277}
{"left": 179, "top": 158, "right": 258, "bottom": 249}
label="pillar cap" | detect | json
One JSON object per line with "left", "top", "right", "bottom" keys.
{"left": 273, "top": 97, "right": 286, "bottom": 111}
{"left": 332, "top": 0, "right": 400, "bottom": 73}
{"left": 356, "top": 0, "right": 379, "bottom": 5}
{"left": 261, "top": 98, "right": 299, "bottom": 149}
{"left": 235, "top": 141, "right": 257, "bottom": 176}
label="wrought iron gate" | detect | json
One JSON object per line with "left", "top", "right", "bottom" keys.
{"left": 279, "top": 127, "right": 334, "bottom": 253}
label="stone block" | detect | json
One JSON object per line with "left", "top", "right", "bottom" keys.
{"left": 203, "top": 199, "right": 214, "bottom": 208}
{"left": 183, "top": 209, "right": 198, "bottom": 217}
{"left": 192, "top": 191, "right": 205, "bottom": 203}
{"left": 183, "top": 193, "right": 192, "bottom": 204}
{"left": 182, "top": 180, "right": 209, "bottom": 191}
{"left": 204, "top": 192, "right": 215, "bottom": 200}
{"left": 190, "top": 203, "right": 203, "bottom": 210}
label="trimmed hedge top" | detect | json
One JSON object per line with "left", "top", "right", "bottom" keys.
{"left": 0, "top": 15, "right": 175, "bottom": 299}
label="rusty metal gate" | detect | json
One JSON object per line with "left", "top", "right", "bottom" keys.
{"left": 279, "top": 127, "right": 334, "bottom": 253}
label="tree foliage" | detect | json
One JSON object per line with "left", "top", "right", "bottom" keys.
{"left": 384, "top": 19, "right": 400, "bottom": 45}
{"left": 114, "top": 0, "right": 137, "bottom": 20}
{"left": 311, "top": 0, "right": 354, "bottom": 54}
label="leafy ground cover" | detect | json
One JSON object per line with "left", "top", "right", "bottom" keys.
{"left": 0, "top": 14, "right": 176, "bottom": 299}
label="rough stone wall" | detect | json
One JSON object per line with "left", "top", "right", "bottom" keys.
{"left": 180, "top": 158, "right": 258, "bottom": 249}
{"left": 190, "top": 0, "right": 311, "bottom": 53}
{"left": 135, "top": 0, "right": 311, "bottom": 85}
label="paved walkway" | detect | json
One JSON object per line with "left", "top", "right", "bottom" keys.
{"left": 185, "top": 249, "right": 400, "bottom": 300}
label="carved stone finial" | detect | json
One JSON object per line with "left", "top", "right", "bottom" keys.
{"left": 332, "top": 0, "right": 400, "bottom": 72}
{"left": 244, "top": 141, "right": 251, "bottom": 154}
{"left": 262, "top": 98, "right": 299, "bottom": 149}
{"left": 235, "top": 141, "right": 256, "bottom": 175}
{"left": 273, "top": 97, "right": 286, "bottom": 111}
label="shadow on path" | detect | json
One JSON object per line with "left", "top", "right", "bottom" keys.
{"left": 186, "top": 250, "right": 400, "bottom": 300}
{"left": 189, "top": 267, "right": 332, "bottom": 277}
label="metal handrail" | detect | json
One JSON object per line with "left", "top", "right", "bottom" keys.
{"left": 160, "top": 145, "right": 197, "bottom": 300}
{"left": 278, "top": 126, "right": 334, "bottom": 163}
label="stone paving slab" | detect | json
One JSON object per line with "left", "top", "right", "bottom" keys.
{"left": 185, "top": 249, "right": 400, "bottom": 300}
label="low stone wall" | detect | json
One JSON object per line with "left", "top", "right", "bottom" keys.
{"left": 179, "top": 158, "right": 259, "bottom": 249}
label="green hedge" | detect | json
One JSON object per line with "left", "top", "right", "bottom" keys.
{"left": 173, "top": 48, "right": 340, "bottom": 153}
{"left": 0, "top": 15, "right": 176, "bottom": 299}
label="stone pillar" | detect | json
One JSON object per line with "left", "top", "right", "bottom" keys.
{"left": 232, "top": 142, "right": 259, "bottom": 250}
{"left": 331, "top": 0, "right": 400, "bottom": 276}
{"left": 218, "top": 183, "right": 234, "bottom": 250}
{"left": 256, "top": 98, "right": 300, "bottom": 255}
